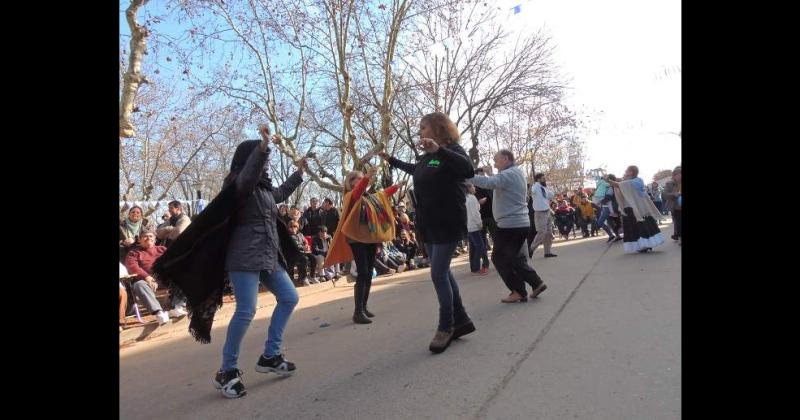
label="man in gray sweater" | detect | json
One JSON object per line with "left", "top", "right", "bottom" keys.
{"left": 471, "top": 149, "right": 547, "bottom": 303}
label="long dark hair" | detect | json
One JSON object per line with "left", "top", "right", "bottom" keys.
{"left": 223, "top": 140, "right": 273, "bottom": 190}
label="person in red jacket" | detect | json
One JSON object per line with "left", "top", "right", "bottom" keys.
{"left": 125, "top": 231, "right": 187, "bottom": 322}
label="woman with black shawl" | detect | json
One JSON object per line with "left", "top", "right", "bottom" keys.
{"left": 153, "top": 125, "right": 307, "bottom": 399}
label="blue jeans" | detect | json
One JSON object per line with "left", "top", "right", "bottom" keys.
{"left": 467, "top": 231, "right": 487, "bottom": 272}
{"left": 424, "top": 242, "right": 469, "bottom": 332}
{"left": 221, "top": 269, "right": 299, "bottom": 371}
{"left": 596, "top": 207, "right": 615, "bottom": 238}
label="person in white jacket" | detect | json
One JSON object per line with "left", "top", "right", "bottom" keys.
{"left": 466, "top": 184, "right": 489, "bottom": 275}
{"left": 528, "top": 173, "right": 558, "bottom": 258}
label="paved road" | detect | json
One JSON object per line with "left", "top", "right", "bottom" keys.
{"left": 120, "top": 226, "right": 681, "bottom": 419}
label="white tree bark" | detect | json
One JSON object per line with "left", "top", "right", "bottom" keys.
{"left": 119, "top": 0, "right": 150, "bottom": 138}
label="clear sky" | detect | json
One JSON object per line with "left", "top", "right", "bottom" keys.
{"left": 492, "top": 0, "right": 681, "bottom": 182}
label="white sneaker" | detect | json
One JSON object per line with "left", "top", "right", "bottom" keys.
{"left": 156, "top": 311, "right": 170, "bottom": 325}
{"left": 169, "top": 307, "right": 188, "bottom": 318}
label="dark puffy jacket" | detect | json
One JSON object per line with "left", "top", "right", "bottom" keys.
{"left": 225, "top": 147, "right": 304, "bottom": 272}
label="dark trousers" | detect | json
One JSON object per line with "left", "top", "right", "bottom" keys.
{"left": 349, "top": 242, "right": 377, "bottom": 313}
{"left": 424, "top": 242, "right": 469, "bottom": 332}
{"left": 290, "top": 253, "right": 316, "bottom": 282}
{"left": 672, "top": 209, "right": 682, "bottom": 238}
{"left": 491, "top": 227, "right": 543, "bottom": 297}
{"left": 467, "top": 231, "right": 488, "bottom": 272}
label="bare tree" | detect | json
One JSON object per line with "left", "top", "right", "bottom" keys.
{"left": 400, "top": 1, "right": 565, "bottom": 165}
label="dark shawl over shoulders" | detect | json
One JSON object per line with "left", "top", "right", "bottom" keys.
{"left": 152, "top": 183, "right": 300, "bottom": 343}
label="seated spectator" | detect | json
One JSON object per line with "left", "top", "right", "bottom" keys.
{"left": 312, "top": 226, "right": 337, "bottom": 281}
{"left": 289, "top": 206, "right": 306, "bottom": 234}
{"left": 119, "top": 205, "right": 150, "bottom": 261}
{"left": 395, "top": 210, "right": 414, "bottom": 236}
{"left": 124, "top": 231, "right": 187, "bottom": 323}
{"left": 384, "top": 240, "right": 408, "bottom": 266}
{"left": 554, "top": 200, "right": 576, "bottom": 240}
{"left": 392, "top": 230, "right": 419, "bottom": 269}
{"left": 156, "top": 200, "right": 192, "bottom": 247}
{"left": 374, "top": 243, "right": 405, "bottom": 275}
{"left": 287, "top": 221, "right": 317, "bottom": 286}
{"left": 119, "top": 263, "right": 130, "bottom": 331}
{"left": 155, "top": 212, "right": 171, "bottom": 246}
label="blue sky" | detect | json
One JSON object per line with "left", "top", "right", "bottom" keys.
{"left": 122, "top": 0, "right": 681, "bottom": 181}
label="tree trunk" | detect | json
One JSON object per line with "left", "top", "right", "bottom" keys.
{"left": 120, "top": 0, "right": 150, "bottom": 138}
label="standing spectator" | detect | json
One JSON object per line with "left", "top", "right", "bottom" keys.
{"left": 124, "top": 231, "right": 181, "bottom": 323}
{"left": 470, "top": 150, "right": 547, "bottom": 304}
{"left": 590, "top": 201, "right": 601, "bottom": 237}
{"left": 119, "top": 205, "right": 150, "bottom": 261}
{"left": 577, "top": 196, "right": 596, "bottom": 238}
{"left": 379, "top": 111, "right": 476, "bottom": 354}
{"left": 319, "top": 198, "right": 341, "bottom": 277}
{"left": 466, "top": 183, "right": 489, "bottom": 275}
{"left": 648, "top": 181, "right": 664, "bottom": 215}
{"left": 320, "top": 198, "right": 340, "bottom": 237}
{"left": 528, "top": 173, "right": 557, "bottom": 258}
{"left": 608, "top": 165, "right": 665, "bottom": 253}
{"left": 473, "top": 169, "right": 494, "bottom": 268}
{"left": 526, "top": 190, "right": 538, "bottom": 255}
{"left": 473, "top": 173, "right": 496, "bottom": 239}
{"left": 302, "top": 197, "right": 324, "bottom": 236}
{"left": 662, "top": 166, "right": 682, "bottom": 242}
{"left": 156, "top": 200, "right": 192, "bottom": 247}
{"left": 324, "top": 167, "right": 402, "bottom": 324}
{"left": 287, "top": 221, "right": 317, "bottom": 286}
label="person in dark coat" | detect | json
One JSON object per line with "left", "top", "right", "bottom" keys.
{"left": 379, "top": 111, "right": 476, "bottom": 354}
{"left": 154, "top": 126, "right": 307, "bottom": 399}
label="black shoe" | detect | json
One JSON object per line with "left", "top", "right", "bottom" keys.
{"left": 213, "top": 369, "right": 247, "bottom": 398}
{"left": 453, "top": 320, "right": 476, "bottom": 339}
{"left": 363, "top": 308, "right": 375, "bottom": 318}
{"left": 255, "top": 354, "right": 296, "bottom": 376}
{"left": 671, "top": 234, "right": 679, "bottom": 241}
{"left": 613, "top": 237, "right": 623, "bottom": 242}
{"left": 607, "top": 236, "right": 615, "bottom": 243}
{"left": 544, "top": 253, "right": 558, "bottom": 258}
{"left": 353, "top": 311, "right": 372, "bottom": 324}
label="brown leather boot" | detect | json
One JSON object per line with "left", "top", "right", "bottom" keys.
{"left": 501, "top": 291, "right": 527, "bottom": 303}
{"left": 429, "top": 329, "right": 454, "bottom": 354}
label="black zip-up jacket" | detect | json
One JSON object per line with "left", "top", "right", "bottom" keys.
{"left": 388, "top": 143, "right": 474, "bottom": 244}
